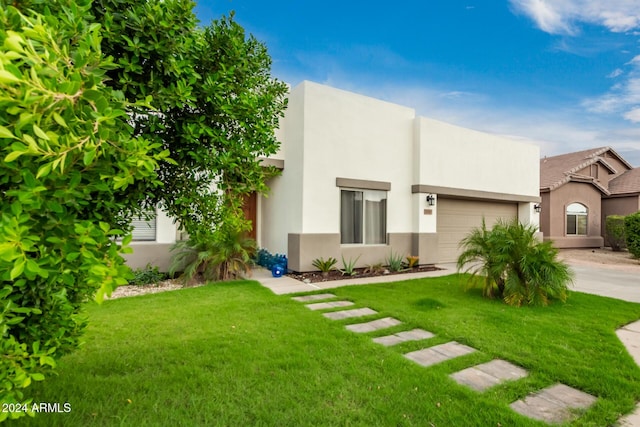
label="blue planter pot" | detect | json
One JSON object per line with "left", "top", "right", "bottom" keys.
{"left": 271, "top": 264, "right": 285, "bottom": 278}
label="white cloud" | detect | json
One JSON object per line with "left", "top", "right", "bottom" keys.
{"left": 608, "top": 68, "right": 623, "bottom": 78}
{"left": 510, "top": 0, "right": 640, "bottom": 34}
{"left": 512, "top": 3, "right": 640, "bottom": 123}
{"left": 623, "top": 107, "right": 640, "bottom": 122}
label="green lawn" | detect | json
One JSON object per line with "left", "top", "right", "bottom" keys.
{"left": 14, "top": 275, "right": 640, "bottom": 426}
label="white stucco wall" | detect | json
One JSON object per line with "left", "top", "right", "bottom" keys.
{"left": 259, "top": 84, "right": 306, "bottom": 254}
{"left": 155, "top": 207, "right": 178, "bottom": 243}
{"left": 415, "top": 117, "right": 540, "bottom": 198}
{"left": 295, "top": 81, "right": 416, "bottom": 234}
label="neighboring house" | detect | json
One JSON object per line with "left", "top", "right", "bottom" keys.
{"left": 539, "top": 146, "right": 640, "bottom": 248}
{"left": 125, "top": 81, "right": 541, "bottom": 272}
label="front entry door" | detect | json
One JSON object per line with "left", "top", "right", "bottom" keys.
{"left": 242, "top": 192, "right": 257, "bottom": 240}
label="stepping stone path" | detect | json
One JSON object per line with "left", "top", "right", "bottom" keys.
{"left": 305, "top": 301, "right": 354, "bottom": 311}
{"left": 292, "top": 293, "right": 602, "bottom": 425}
{"left": 510, "top": 383, "right": 597, "bottom": 424}
{"left": 450, "top": 359, "right": 528, "bottom": 392}
{"left": 404, "top": 341, "right": 476, "bottom": 367}
{"left": 373, "top": 328, "right": 435, "bottom": 346}
{"left": 323, "top": 307, "right": 377, "bottom": 320}
{"left": 291, "top": 293, "right": 337, "bottom": 302}
{"left": 346, "top": 317, "right": 402, "bottom": 333}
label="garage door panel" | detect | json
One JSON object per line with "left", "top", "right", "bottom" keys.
{"left": 437, "top": 199, "right": 517, "bottom": 262}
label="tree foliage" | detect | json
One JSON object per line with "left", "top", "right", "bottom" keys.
{"left": 1, "top": 0, "right": 286, "bottom": 414}
{"left": 605, "top": 215, "right": 626, "bottom": 252}
{"left": 91, "top": 1, "right": 288, "bottom": 239}
{"left": 457, "top": 220, "right": 573, "bottom": 306}
{"left": 624, "top": 211, "right": 640, "bottom": 259}
{"left": 0, "top": 0, "right": 166, "bottom": 416}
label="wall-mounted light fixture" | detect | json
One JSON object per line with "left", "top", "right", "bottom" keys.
{"left": 534, "top": 203, "right": 542, "bottom": 213}
{"left": 426, "top": 194, "right": 435, "bottom": 206}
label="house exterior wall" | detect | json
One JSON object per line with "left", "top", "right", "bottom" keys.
{"left": 259, "top": 85, "right": 305, "bottom": 255}
{"left": 123, "top": 207, "right": 179, "bottom": 271}
{"left": 545, "top": 182, "right": 604, "bottom": 248}
{"left": 273, "top": 82, "right": 540, "bottom": 271}
{"left": 414, "top": 118, "right": 540, "bottom": 199}
{"left": 280, "top": 81, "right": 417, "bottom": 271}
{"left": 540, "top": 191, "right": 551, "bottom": 238}
{"left": 297, "top": 81, "right": 415, "bottom": 234}
{"left": 123, "top": 81, "right": 541, "bottom": 273}
{"left": 601, "top": 196, "right": 640, "bottom": 246}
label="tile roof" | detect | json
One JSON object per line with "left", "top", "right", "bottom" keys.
{"left": 609, "top": 168, "right": 640, "bottom": 195}
{"left": 540, "top": 146, "right": 640, "bottom": 195}
{"left": 540, "top": 147, "right": 610, "bottom": 191}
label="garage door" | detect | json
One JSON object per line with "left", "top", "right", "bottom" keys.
{"left": 437, "top": 198, "right": 518, "bottom": 262}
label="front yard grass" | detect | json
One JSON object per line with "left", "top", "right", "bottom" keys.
{"left": 16, "top": 275, "right": 640, "bottom": 426}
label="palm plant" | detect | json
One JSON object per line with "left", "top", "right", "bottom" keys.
{"left": 170, "top": 227, "right": 256, "bottom": 283}
{"left": 456, "top": 219, "right": 506, "bottom": 298}
{"left": 457, "top": 219, "right": 573, "bottom": 306}
{"left": 312, "top": 257, "right": 338, "bottom": 277}
{"left": 499, "top": 220, "right": 573, "bottom": 306}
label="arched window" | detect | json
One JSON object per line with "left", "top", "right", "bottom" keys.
{"left": 566, "top": 203, "right": 587, "bottom": 235}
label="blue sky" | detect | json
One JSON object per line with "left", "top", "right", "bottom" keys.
{"left": 195, "top": 1, "right": 640, "bottom": 166}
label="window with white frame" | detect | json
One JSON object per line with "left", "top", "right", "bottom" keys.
{"left": 131, "top": 212, "right": 157, "bottom": 241}
{"left": 566, "top": 203, "right": 587, "bottom": 236}
{"left": 340, "top": 189, "right": 387, "bottom": 244}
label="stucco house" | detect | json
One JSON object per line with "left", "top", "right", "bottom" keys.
{"left": 126, "top": 81, "right": 541, "bottom": 272}
{"left": 539, "top": 146, "right": 640, "bottom": 248}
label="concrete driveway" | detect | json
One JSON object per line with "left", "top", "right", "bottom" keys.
{"left": 568, "top": 264, "right": 640, "bottom": 303}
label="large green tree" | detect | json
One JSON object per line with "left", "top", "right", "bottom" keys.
{"left": 0, "top": 0, "right": 167, "bottom": 416}
{"left": 91, "top": 1, "right": 288, "bottom": 238}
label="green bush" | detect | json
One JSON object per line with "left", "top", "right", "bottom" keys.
{"left": 170, "top": 219, "right": 256, "bottom": 283}
{"left": 385, "top": 251, "right": 405, "bottom": 272}
{"left": 458, "top": 219, "right": 573, "bottom": 306}
{"left": 340, "top": 255, "right": 361, "bottom": 276}
{"left": 129, "top": 265, "right": 168, "bottom": 286}
{"left": 0, "top": 0, "right": 168, "bottom": 416}
{"left": 605, "top": 215, "right": 627, "bottom": 251}
{"left": 624, "top": 211, "right": 640, "bottom": 258}
{"left": 311, "top": 257, "right": 338, "bottom": 275}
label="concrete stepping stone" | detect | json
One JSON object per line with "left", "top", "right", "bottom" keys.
{"left": 373, "top": 328, "right": 435, "bottom": 346}
{"left": 404, "top": 341, "right": 476, "bottom": 367}
{"left": 510, "top": 383, "right": 597, "bottom": 424}
{"left": 292, "top": 293, "right": 336, "bottom": 302}
{"left": 306, "top": 301, "right": 354, "bottom": 311}
{"left": 346, "top": 317, "right": 402, "bottom": 333}
{"left": 618, "top": 403, "right": 640, "bottom": 427}
{"left": 450, "top": 359, "right": 528, "bottom": 392}
{"left": 323, "top": 307, "right": 377, "bottom": 320}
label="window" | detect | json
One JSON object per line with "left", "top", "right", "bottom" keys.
{"left": 340, "top": 189, "right": 387, "bottom": 244}
{"left": 131, "top": 213, "right": 157, "bottom": 241}
{"left": 566, "top": 203, "right": 587, "bottom": 236}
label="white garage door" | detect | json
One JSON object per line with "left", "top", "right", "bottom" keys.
{"left": 437, "top": 198, "right": 518, "bottom": 262}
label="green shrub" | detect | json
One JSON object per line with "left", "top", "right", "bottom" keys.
{"left": 457, "top": 219, "right": 505, "bottom": 298}
{"left": 624, "top": 211, "right": 640, "bottom": 258}
{"left": 0, "top": 1, "right": 165, "bottom": 415}
{"left": 340, "top": 255, "right": 360, "bottom": 276}
{"left": 458, "top": 219, "right": 573, "bottom": 306}
{"left": 170, "top": 222, "right": 256, "bottom": 283}
{"left": 386, "top": 251, "right": 405, "bottom": 272}
{"left": 605, "top": 215, "right": 627, "bottom": 251}
{"left": 312, "top": 257, "right": 337, "bottom": 275}
{"left": 129, "top": 265, "right": 168, "bottom": 286}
